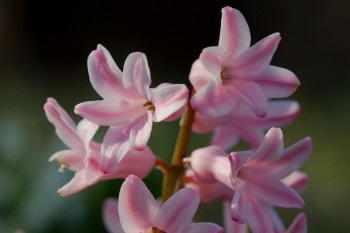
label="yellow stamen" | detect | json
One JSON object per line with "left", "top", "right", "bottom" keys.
{"left": 149, "top": 227, "right": 166, "bottom": 233}
{"left": 143, "top": 100, "right": 155, "bottom": 111}
{"left": 220, "top": 67, "right": 229, "bottom": 82}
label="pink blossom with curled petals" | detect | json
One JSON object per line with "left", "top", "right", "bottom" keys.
{"left": 190, "top": 7, "right": 299, "bottom": 117}
{"left": 75, "top": 45, "right": 189, "bottom": 172}
{"left": 113, "top": 175, "right": 223, "bottom": 233}
{"left": 189, "top": 128, "right": 312, "bottom": 230}
{"left": 44, "top": 98, "right": 156, "bottom": 196}
{"left": 193, "top": 100, "right": 300, "bottom": 149}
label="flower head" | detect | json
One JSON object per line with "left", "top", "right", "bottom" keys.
{"left": 75, "top": 45, "right": 189, "bottom": 172}
{"left": 189, "top": 128, "right": 312, "bottom": 229}
{"left": 44, "top": 98, "right": 156, "bottom": 196}
{"left": 190, "top": 7, "right": 299, "bottom": 117}
{"left": 103, "top": 175, "right": 223, "bottom": 233}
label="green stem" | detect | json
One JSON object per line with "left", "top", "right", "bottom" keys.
{"left": 161, "top": 100, "right": 195, "bottom": 202}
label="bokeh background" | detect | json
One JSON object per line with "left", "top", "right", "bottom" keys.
{"left": 1, "top": 0, "right": 349, "bottom": 232}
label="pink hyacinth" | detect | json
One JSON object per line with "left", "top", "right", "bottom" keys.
{"left": 75, "top": 45, "right": 189, "bottom": 172}
{"left": 103, "top": 175, "right": 223, "bottom": 233}
{"left": 193, "top": 100, "right": 300, "bottom": 149}
{"left": 44, "top": 98, "right": 156, "bottom": 196}
{"left": 189, "top": 128, "right": 312, "bottom": 231}
{"left": 189, "top": 7, "right": 299, "bottom": 117}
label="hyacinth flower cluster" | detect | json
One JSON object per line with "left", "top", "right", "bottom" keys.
{"left": 45, "top": 6, "right": 312, "bottom": 233}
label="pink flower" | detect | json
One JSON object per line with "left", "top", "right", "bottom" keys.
{"left": 189, "top": 128, "right": 312, "bottom": 229}
{"left": 75, "top": 45, "right": 189, "bottom": 172}
{"left": 189, "top": 7, "right": 299, "bottom": 117}
{"left": 44, "top": 98, "right": 156, "bottom": 196}
{"left": 193, "top": 100, "right": 300, "bottom": 149}
{"left": 103, "top": 175, "right": 223, "bottom": 233}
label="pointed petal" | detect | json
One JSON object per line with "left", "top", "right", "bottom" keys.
{"left": 118, "top": 175, "right": 158, "bottom": 232}
{"left": 88, "top": 45, "right": 131, "bottom": 99}
{"left": 192, "top": 112, "right": 219, "bottom": 134}
{"left": 189, "top": 59, "right": 215, "bottom": 91}
{"left": 44, "top": 98, "right": 83, "bottom": 149}
{"left": 223, "top": 201, "right": 247, "bottom": 233}
{"left": 103, "top": 198, "right": 124, "bottom": 233}
{"left": 191, "top": 81, "right": 236, "bottom": 117}
{"left": 100, "top": 126, "right": 133, "bottom": 173}
{"left": 251, "top": 128, "right": 284, "bottom": 164}
{"left": 107, "top": 147, "right": 156, "bottom": 179}
{"left": 246, "top": 196, "right": 274, "bottom": 233}
{"left": 282, "top": 171, "right": 308, "bottom": 194}
{"left": 49, "top": 149, "right": 85, "bottom": 171}
{"left": 75, "top": 99, "right": 144, "bottom": 126}
{"left": 190, "top": 146, "right": 231, "bottom": 185}
{"left": 219, "top": 7, "right": 251, "bottom": 60}
{"left": 211, "top": 126, "right": 240, "bottom": 150}
{"left": 129, "top": 112, "right": 152, "bottom": 150}
{"left": 248, "top": 65, "right": 300, "bottom": 98}
{"left": 234, "top": 81, "right": 267, "bottom": 117}
{"left": 154, "top": 188, "right": 199, "bottom": 232}
{"left": 285, "top": 213, "right": 307, "bottom": 233}
{"left": 243, "top": 172, "right": 304, "bottom": 208}
{"left": 183, "top": 223, "right": 224, "bottom": 233}
{"left": 230, "top": 181, "right": 251, "bottom": 224}
{"left": 123, "top": 52, "right": 151, "bottom": 99}
{"left": 200, "top": 46, "right": 226, "bottom": 78}
{"left": 76, "top": 119, "right": 99, "bottom": 152}
{"left": 151, "top": 83, "right": 188, "bottom": 122}
{"left": 58, "top": 158, "right": 103, "bottom": 196}
{"left": 234, "top": 33, "right": 281, "bottom": 76}
{"left": 265, "top": 137, "right": 312, "bottom": 179}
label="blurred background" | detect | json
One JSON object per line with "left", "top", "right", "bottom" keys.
{"left": 0, "top": 0, "right": 349, "bottom": 232}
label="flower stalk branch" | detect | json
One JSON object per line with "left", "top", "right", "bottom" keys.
{"left": 161, "top": 98, "right": 195, "bottom": 202}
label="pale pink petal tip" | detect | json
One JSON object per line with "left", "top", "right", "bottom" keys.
{"left": 286, "top": 213, "right": 307, "bottom": 233}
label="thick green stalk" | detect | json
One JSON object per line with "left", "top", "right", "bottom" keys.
{"left": 161, "top": 101, "right": 195, "bottom": 202}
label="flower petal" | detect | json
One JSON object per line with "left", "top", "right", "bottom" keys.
{"left": 191, "top": 81, "right": 237, "bottom": 117}
{"left": 234, "top": 81, "right": 267, "bottom": 117}
{"left": 265, "top": 137, "right": 312, "bottom": 179}
{"left": 151, "top": 83, "right": 189, "bottom": 122}
{"left": 88, "top": 45, "right": 131, "bottom": 99}
{"left": 248, "top": 65, "right": 300, "bottom": 98}
{"left": 219, "top": 7, "right": 251, "bottom": 60}
{"left": 246, "top": 196, "right": 274, "bottom": 233}
{"left": 230, "top": 181, "right": 251, "bottom": 224}
{"left": 123, "top": 52, "right": 151, "bottom": 99}
{"left": 200, "top": 46, "right": 226, "bottom": 78}
{"left": 76, "top": 119, "right": 99, "bottom": 152}
{"left": 211, "top": 126, "right": 240, "bottom": 150}
{"left": 153, "top": 188, "right": 199, "bottom": 232}
{"left": 189, "top": 59, "right": 215, "bottom": 91}
{"left": 58, "top": 157, "right": 103, "bottom": 196}
{"left": 190, "top": 146, "right": 231, "bottom": 185}
{"left": 285, "top": 213, "right": 307, "bottom": 233}
{"left": 49, "top": 149, "right": 85, "bottom": 172}
{"left": 223, "top": 201, "right": 247, "bottom": 233}
{"left": 105, "top": 147, "right": 156, "bottom": 179}
{"left": 251, "top": 127, "right": 284, "bottom": 165}
{"left": 118, "top": 175, "right": 158, "bottom": 232}
{"left": 282, "top": 171, "right": 308, "bottom": 194}
{"left": 44, "top": 98, "right": 83, "bottom": 149}
{"left": 243, "top": 172, "right": 304, "bottom": 208}
{"left": 103, "top": 198, "right": 124, "bottom": 233}
{"left": 233, "top": 33, "right": 281, "bottom": 76}
{"left": 75, "top": 99, "right": 144, "bottom": 126}
{"left": 129, "top": 112, "right": 153, "bottom": 150}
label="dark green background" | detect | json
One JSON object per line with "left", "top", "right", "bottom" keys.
{"left": 1, "top": 0, "right": 349, "bottom": 232}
